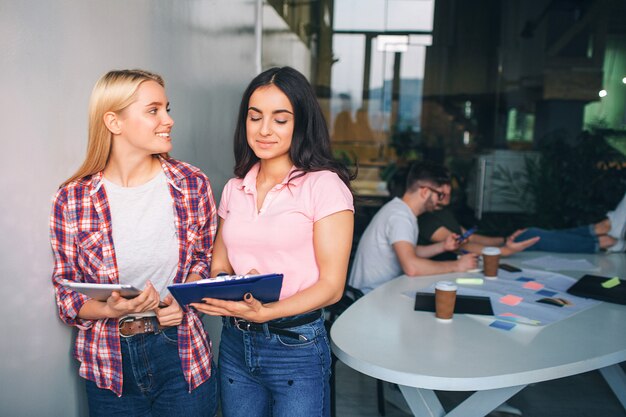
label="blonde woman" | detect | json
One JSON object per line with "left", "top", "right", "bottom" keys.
{"left": 50, "top": 69, "right": 218, "bottom": 416}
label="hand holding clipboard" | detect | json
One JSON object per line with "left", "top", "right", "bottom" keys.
{"left": 168, "top": 273, "right": 284, "bottom": 306}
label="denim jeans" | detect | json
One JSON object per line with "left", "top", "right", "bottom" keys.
{"left": 85, "top": 326, "right": 218, "bottom": 417}
{"left": 219, "top": 315, "right": 331, "bottom": 417}
{"left": 516, "top": 225, "right": 599, "bottom": 253}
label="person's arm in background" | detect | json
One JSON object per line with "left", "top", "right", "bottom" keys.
{"left": 415, "top": 233, "right": 460, "bottom": 258}
{"left": 394, "top": 238, "right": 477, "bottom": 276}
{"left": 430, "top": 226, "right": 539, "bottom": 256}
{"left": 467, "top": 232, "right": 505, "bottom": 247}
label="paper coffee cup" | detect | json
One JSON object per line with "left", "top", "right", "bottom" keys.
{"left": 435, "top": 281, "right": 457, "bottom": 320}
{"left": 482, "top": 246, "right": 501, "bottom": 279}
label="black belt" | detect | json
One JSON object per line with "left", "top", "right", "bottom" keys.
{"left": 229, "top": 310, "right": 322, "bottom": 342}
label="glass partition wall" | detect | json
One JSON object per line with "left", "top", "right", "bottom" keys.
{"left": 263, "top": 0, "right": 626, "bottom": 232}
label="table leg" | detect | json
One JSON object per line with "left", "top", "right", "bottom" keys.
{"left": 599, "top": 363, "right": 626, "bottom": 409}
{"left": 398, "top": 384, "right": 526, "bottom": 417}
{"left": 398, "top": 385, "right": 444, "bottom": 417}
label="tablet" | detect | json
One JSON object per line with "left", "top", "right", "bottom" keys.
{"left": 61, "top": 281, "right": 142, "bottom": 301}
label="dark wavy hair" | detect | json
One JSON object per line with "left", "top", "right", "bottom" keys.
{"left": 233, "top": 66, "right": 354, "bottom": 188}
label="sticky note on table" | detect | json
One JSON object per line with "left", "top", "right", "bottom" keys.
{"left": 456, "top": 278, "right": 484, "bottom": 285}
{"left": 500, "top": 294, "right": 523, "bottom": 306}
{"left": 536, "top": 289, "right": 557, "bottom": 297}
{"left": 523, "top": 281, "right": 544, "bottom": 290}
{"left": 516, "top": 277, "right": 534, "bottom": 282}
{"left": 490, "top": 320, "right": 516, "bottom": 331}
{"left": 602, "top": 277, "right": 621, "bottom": 289}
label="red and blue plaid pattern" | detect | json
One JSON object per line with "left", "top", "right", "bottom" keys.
{"left": 50, "top": 157, "right": 217, "bottom": 396}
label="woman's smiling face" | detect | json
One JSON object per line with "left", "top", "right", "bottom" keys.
{"left": 115, "top": 80, "right": 174, "bottom": 156}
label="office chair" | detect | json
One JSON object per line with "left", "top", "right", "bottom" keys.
{"left": 325, "top": 285, "right": 386, "bottom": 417}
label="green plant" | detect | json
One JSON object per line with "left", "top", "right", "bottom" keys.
{"left": 524, "top": 128, "right": 626, "bottom": 229}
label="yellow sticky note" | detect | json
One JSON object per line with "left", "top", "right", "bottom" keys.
{"left": 456, "top": 278, "right": 484, "bottom": 285}
{"left": 602, "top": 277, "right": 621, "bottom": 289}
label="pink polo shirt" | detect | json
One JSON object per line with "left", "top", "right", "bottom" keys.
{"left": 218, "top": 163, "right": 354, "bottom": 300}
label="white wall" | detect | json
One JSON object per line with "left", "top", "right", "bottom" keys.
{"left": 0, "top": 1, "right": 258, "bottom": 415}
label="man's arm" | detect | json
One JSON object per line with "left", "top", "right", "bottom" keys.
{"left": 430, "top": 226, "right": 539, "bottom": 256}
{"left": 430, "top": 226, "right": 487, "bottom": 254}
{"left": 415, "top": 240, "right": 447, "bottom": 258}
{"left": 393, "top": 241, "right": 477, "bottom": 276}
{"left": 468, "top": 234, "right": 505, "bottom": 247}
{"left": 415, "top": 232, "right": 462, "bottom": 258}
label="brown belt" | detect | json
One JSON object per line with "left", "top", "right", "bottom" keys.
{"left": 118, "top": 316, "right": 168, "bottom": 338}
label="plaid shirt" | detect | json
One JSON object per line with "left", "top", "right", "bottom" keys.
{"left": 50, "top": 157, "right": 217, "bottom": 396}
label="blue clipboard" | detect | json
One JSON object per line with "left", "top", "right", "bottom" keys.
{"left": 168, "top": 273, "right": 284, "bottom": 305}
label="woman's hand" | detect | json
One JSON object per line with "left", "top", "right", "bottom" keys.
{"left": 105, "top": 281, "right": 161, "bottom": 318}
{"left": 156, "top": 295, "right": 184, "bottom": 327}
{"left": 191, "top": 292, "right": 266, "bottom": 323}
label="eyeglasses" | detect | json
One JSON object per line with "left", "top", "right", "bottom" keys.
{"left": 420, "top": 185, "right": 446, "bottom": 201}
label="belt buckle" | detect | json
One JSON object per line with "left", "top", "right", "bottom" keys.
{"left": 118, "top": 316, "right": 136, "bottom": 338}
{"left": 233, "top": 317, "right": 251, "bottom": 331}
{"left": 118, "top": 316, "right": 157, "bottom": 338}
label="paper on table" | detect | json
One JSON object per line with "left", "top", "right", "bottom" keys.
{"left": 434, "top": 268, "right": 599, "bottom": 326}
{"left": 521, "top": 255, "right": 599, "bottom": 271}
{"left": 498, "top": 312, "right": 541, "bottom": 326}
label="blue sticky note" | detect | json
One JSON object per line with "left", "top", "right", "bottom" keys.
{"left": 490, "top": 320, "right": 516, "bottom": 331}
{"left": 536, "top": 289, "right": 557, "bottom": 297}
{"left": 516, "top": 277, "right": 534, "bottom": 282}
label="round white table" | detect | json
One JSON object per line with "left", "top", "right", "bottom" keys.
{"left": 331, "top": 252, "right": 626, "bottom": 417}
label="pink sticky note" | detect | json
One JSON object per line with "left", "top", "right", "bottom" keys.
{"left": 500, "top": 294, "right": 523, "bottom": 306}
{"left": 523, "top": 281, "right": 544, "bottom": 290}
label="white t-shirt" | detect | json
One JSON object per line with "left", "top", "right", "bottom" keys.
{"left": 349, "top": 197, "right": 418, "bottom": 293}
{"left": 103, "top": 170, "right": 179, "bottom": 300}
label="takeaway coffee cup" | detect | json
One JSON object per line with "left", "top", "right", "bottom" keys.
{"left": 482, "top": 246, "right": 501, "bottom": 279}
{"left": 435, "top": 281, "right": 457, "bottom": 320}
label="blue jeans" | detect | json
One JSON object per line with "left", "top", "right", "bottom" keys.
{"left": 85, "top": 326, "right": 218, "bottom": 417}
{"left": 516, "top": 225, "right": 599, "bottom": 253}
{"left": 219, "top": 315, "right": 331, "bottom": 417}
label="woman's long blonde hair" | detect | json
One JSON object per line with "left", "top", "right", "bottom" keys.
{"left": 62, "top": 69, "right": 165, "bottom": 186}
